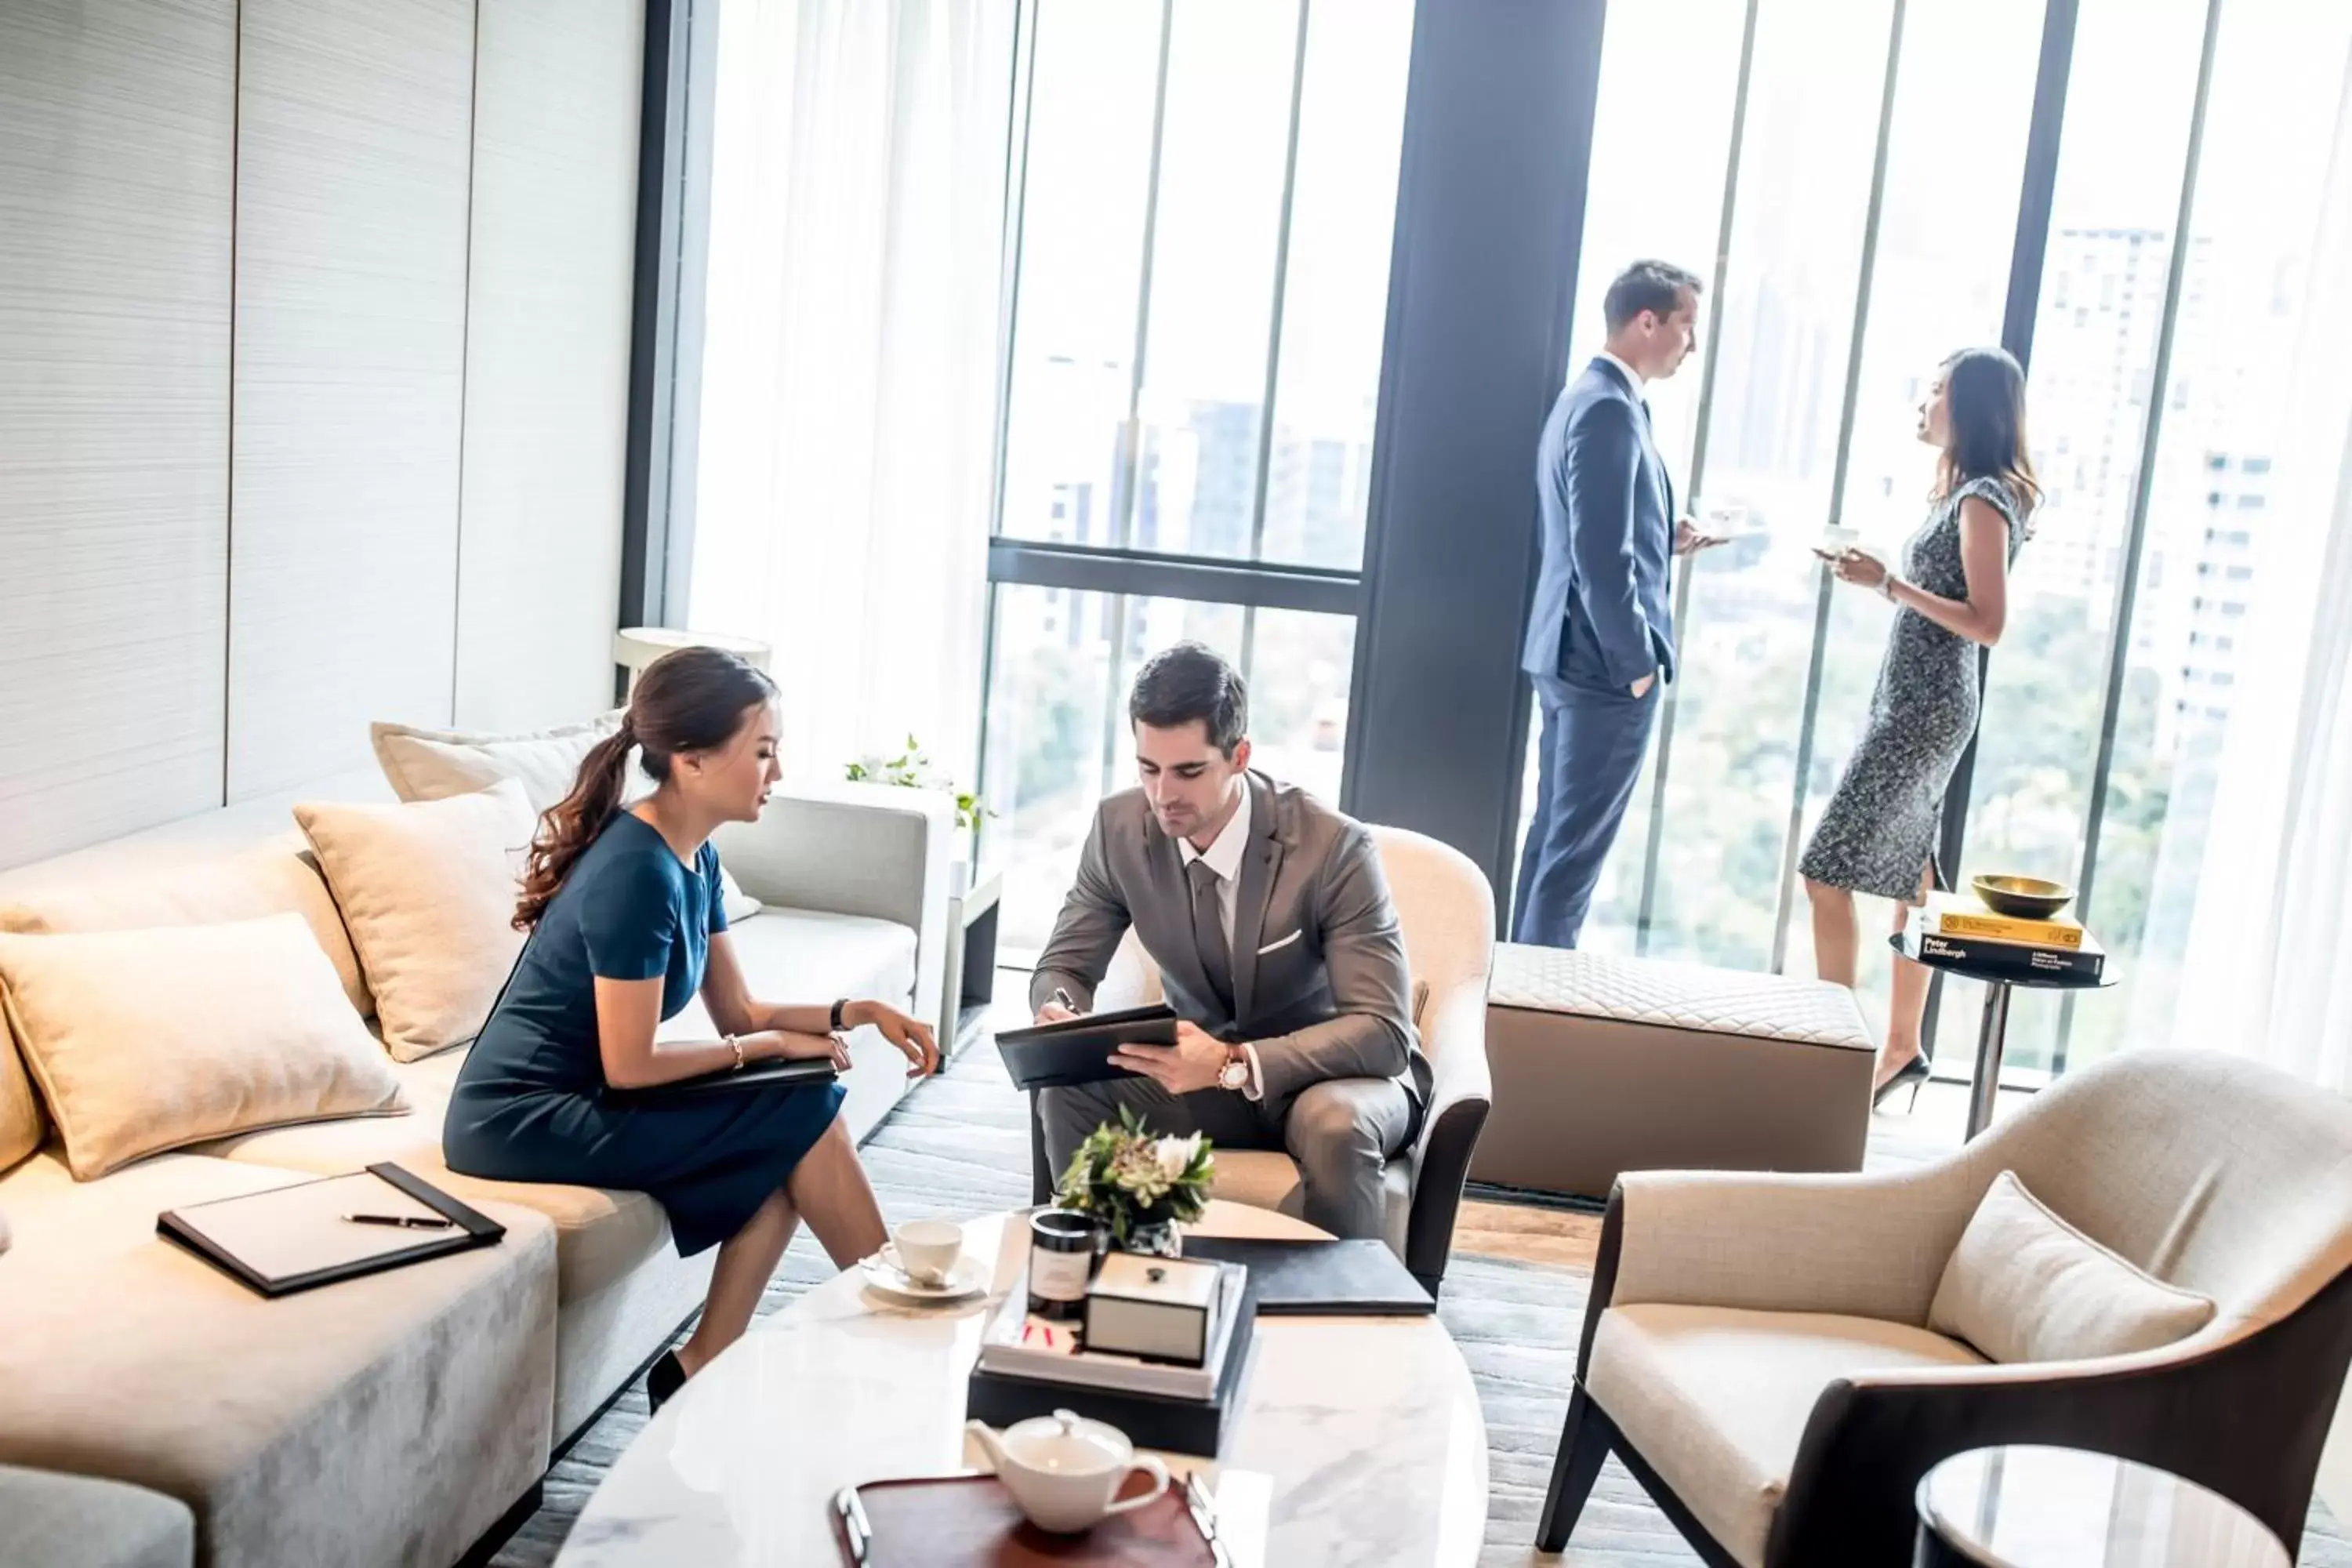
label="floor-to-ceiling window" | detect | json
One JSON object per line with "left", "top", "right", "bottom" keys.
{"left": 1522, "top": 0, "right": 2352, "bottom": 1087}
{"left": 978, "top": 0, "right": 1414, "bottom": 952}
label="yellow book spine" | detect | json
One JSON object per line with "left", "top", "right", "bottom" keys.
{"left": 1935, "top": 911, "right": 2084, "bottom": 949}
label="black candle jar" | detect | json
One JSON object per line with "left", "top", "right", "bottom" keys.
{"left": 1026, "top": 1208, "right": 1098, "bottom": 1322}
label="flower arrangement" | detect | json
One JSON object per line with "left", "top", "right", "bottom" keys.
{"left": 845, "top": 734, "right": 987, "bottom": 833}
{"left": 1053, "top": 1105, "right": 1215, "bottom": 1252}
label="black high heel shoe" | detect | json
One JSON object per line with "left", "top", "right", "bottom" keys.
{"left": 1872, "top": 1054, "right": 1931, "bottom": 1112}
{"left": 646, "top": 1349, "right": 687, "bottom": 1414}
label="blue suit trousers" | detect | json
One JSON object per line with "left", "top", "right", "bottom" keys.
{"left": 1512, "top": 673, "right": 1660, "bottom": 949}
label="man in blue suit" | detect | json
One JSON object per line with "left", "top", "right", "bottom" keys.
{"left": 1514, "top": 260, "right": 1719, "bottom": 948}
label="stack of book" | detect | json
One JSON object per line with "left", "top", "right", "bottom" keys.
{"left": 1916, "top": 891, "right": 2104, "bottom": 981}
{"left": 967, "top": 1262, "right": 1254, "bottom": 1457}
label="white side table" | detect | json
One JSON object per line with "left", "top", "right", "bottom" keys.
{"left": 941, "top": 862, "right": 1003, "bottom": 1061}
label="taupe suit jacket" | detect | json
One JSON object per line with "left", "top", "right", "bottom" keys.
{"left": 1029, "top": 772, "right": 1427, "bottom": 1120}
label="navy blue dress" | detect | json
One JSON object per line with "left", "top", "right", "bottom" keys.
{"left": 444, "top": 811, "right": 846, "bottom": 1256}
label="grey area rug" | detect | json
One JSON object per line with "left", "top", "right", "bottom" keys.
{"left": 494, "top": 1036, "right": 2352, "bottom": 1567}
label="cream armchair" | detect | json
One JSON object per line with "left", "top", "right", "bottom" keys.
{"left": 1025, "top": 824, "right": 1495, "bottom": 1294}
{"left": 1538, "top": 1048, "right": 2352, "bottom": 1567}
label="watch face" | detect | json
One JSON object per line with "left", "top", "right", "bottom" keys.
{"left": 1221, "top": 1059, "right": 1248, "bottom": 1089}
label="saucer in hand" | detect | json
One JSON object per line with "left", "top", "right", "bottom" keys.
{"left": 860, "top": 1245, "right": 989, "bottom": 1303}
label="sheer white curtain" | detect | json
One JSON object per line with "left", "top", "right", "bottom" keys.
{"left": 2165, "top": 42, "right": 2352, "bottom": 1086}
{"left": 687, "top": 0, "right": 1014, "bottom": 790}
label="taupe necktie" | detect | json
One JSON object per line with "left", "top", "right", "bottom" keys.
{"left": 1187, "top": 858, "right": 1235, "bottom": 1020}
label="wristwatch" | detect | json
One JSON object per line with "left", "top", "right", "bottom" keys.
{"left": 1218, "top": 1045, "right": 1251, "bottom": 1093}
{"left": 829, "top": 998, "right": 850, "bottom": 1033}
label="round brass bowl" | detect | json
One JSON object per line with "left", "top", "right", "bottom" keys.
{"left": 1972, "top": 873, "right": 2074, "bottom": 920}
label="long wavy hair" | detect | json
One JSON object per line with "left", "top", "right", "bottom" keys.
{"left": 514, "top": 646, "right": 779, "bottom": 931}
{"left": 1933, "top": 346, "right": 2042, "bottom": 519}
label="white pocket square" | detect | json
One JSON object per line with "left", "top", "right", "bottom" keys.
{"left": 1255, "top": 930, "right": 1302, "bottom": 956}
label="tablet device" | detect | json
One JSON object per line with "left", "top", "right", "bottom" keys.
{"left": 601, "top": 1055, "right": 840, "bottom": 1105}
{"left": 995, "top": 1004, "right": 1181, "bottom": 1091}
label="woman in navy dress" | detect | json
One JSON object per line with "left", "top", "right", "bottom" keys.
{"left": 445, "top": 647, "right": 938, "bottom": 1409}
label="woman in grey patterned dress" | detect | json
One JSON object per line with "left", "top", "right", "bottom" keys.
{"left": 1800, "top": 347, "right": 2040, "bottom": 1106}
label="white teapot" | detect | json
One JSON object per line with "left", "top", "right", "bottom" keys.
{"left": 964, "top": 1409, "right": 1171, "bottom": 1534}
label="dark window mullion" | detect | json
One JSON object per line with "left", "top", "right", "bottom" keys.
{"left": 988, "top": 539, "right": 1361, "bottom": 616}
{"left": 1922, "top": 0, "right": 2081, "bottom": 1072}
{"left": 971, "top": 0, "right": 1042, "bottom": 873}
{"left": 1632, "top": 0, "right": 1763, "bottom": 956}
{"left": 2053, "top": 0, "right": 2229, "bottom": 1072}
{"left": 1246, "top": 0, "right": 1313, "bottom": 569}
{"left": 1766, "top": 0, "right": 1912, "bottom": 975}
{"left": 1240, "top": 0, "right": 1316, "bottom": 689}
{"left": 1111, "top": 0, "right": 1178, "bottom": 552}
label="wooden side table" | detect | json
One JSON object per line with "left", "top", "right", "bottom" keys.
{"left": 1916, "top": 1446, "right": 2288, "bottom": 1566}
{"left": 940, "top": 863, "right": 1002, "bottom": 1062}
{"left": 1890, "top": 931, "right": 2114, "bottom": 1139}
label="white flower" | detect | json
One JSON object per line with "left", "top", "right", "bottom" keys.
{"left": 1153, "top": 1134, "right": 1203, "bottom": 1183}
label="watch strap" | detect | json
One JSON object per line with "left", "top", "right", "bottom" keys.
{"left": 829, "top": 998, "right": 849, "bottom": 1033}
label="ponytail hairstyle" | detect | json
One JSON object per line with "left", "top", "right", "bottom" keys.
{"left": 513, "top": 645, "right": 780, "bottom": 931}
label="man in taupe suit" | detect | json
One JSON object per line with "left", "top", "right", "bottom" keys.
{"left": 1031, "top": 643, "right": 1427, "bottom": 1240}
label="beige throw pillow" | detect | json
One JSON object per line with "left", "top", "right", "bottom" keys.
{"left": 1929, "top": 1170, "right": 2216, "bottom": 1363}
{"left": 372, "top": 713, "right": 622, "bottom": 814}
{"left": 0, "top": 913, "right": 408, "bottom": 1179}
{"left": 0, "top": 1023, "right": 41, "bottom": 1174}
{"left": 0, "top": 833, "right": 372, "bottom": 1018}
{"left": 296, "top": 781, "right": 536, "bottom": 1062}
{"left": 372, "top": 713, "right": 760, "bottom": 924}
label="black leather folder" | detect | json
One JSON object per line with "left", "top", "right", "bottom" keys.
{"left": 601, "top": 1055, "right": 840, "bottom": 1105}
{"left": 1178, "top": 1237, "right": 1436, "bottom": 1316}
{"left": 158, "top": 1162, "right": 505, "bottom": 1298}
{"left": 993, "top": 1004, "right": 1180, "bottom": 1090}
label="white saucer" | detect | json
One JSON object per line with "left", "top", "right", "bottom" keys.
{"left": 860, "top": 1249, "right": 989, "bottom": 1303}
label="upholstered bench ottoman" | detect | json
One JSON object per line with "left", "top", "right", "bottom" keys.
{"left": 1474, "top": 944, "right": 1875, "bottom": 1200}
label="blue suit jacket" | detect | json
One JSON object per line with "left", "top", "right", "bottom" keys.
{"left": 1520, "top": 357, "right": 1677, "bottom": 691}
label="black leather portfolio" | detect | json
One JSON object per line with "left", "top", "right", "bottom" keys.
{"left": 601, "top": 1055, "right": 840, "bottom": 1105}
{"left": 994, "top": 1004, "right": 1180, "bottom": 1090}
{"left": 1179, "top": 1238, "right": 1435, "bottom": 1316}
{"left": 158, "top": 1162, "right": 505, "bottom": 1298}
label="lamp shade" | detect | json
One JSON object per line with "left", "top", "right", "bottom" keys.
{"left": 612, "top": 626, "right": 772, "bottom": 681}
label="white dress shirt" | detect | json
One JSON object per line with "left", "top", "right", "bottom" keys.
{"left": 1176, "top": 785, "right": 1265, "bottom": 1098}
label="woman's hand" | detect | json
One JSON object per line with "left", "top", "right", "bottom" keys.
{"left": 844, "top": 1000, "right": 941, "bottom": 1080}
{"left": 1829, "top": 546, "right": 1891, "bottom": 592}
{"left": 746, "top": 1029, "right": 852, "bottom": 1072}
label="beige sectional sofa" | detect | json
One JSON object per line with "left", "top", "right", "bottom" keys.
{"left": 0, "top": 760, "right": 956, "bottom": 1568}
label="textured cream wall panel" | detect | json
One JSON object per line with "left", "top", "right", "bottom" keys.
{"left": 0, "top": 0, "right": 236, "bottom": 870}
{"left": 228, "top": 0, "right": 474, "bottom": 800}
{"left": 455, "top": 0, "right": 644, "bottom": 732}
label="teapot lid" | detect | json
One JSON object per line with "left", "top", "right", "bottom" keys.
{"left": 1001, "top": 1409, "right": 1130, "bottom": 1475}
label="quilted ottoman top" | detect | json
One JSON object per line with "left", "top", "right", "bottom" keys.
{"left": 1489, "top": 943, "right": 1872, "bottom": 1051}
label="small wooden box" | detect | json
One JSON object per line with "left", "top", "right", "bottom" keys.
{"left": 1083, "top": 1254, "right": 1220, "bottom": 1366}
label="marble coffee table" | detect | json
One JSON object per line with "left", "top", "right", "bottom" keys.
{"left": 555, "top": 1200, "right": 1488, "bottom": 1566}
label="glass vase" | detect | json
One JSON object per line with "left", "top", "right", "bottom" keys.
{"left": 1121, "top": 1219, "right": 1183, "bottom": 1259}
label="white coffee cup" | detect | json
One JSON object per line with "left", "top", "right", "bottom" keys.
{"left": 892, "top": 1218, "right": 962, "bottom": 1287}
{"left": 1693, "top": 495, "right": 1750, "bottom": 535}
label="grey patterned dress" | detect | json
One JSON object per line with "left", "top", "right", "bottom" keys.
{"left": 1798, "top": 475, "right": 2029, "bottom": 902}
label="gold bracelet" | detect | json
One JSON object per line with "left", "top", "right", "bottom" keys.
{"left": 728, "top": 1034, "right": 744, "bottom": 1071}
